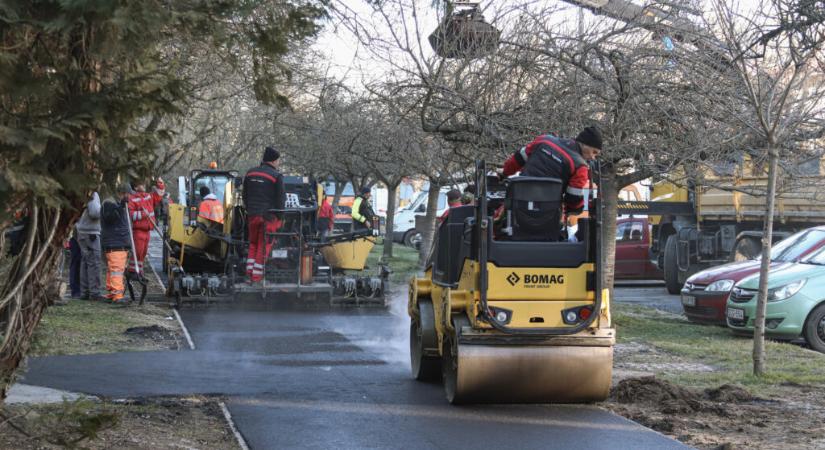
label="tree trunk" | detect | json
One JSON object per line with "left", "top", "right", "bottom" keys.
{"left": 599, "top": 165, "right": 619, "bottom": 301}
{"left": 383, "top": 181, "right": 400, "bottom": 259}
{"left": 753, "top": 148, "right": 779, "bottom": 376}
{"left": 0, "top": 205, "right": 71, "bottom": 403}
{"left": 331, "top": 181, "right": 344, "bottom": 212}
{"left": 418, "top": 182, "right": 441, "bottom": 269}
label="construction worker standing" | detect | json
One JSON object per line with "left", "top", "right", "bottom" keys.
{"left": 501, "top": 126, "right": 602, "bottom": 215}
{"left": 101, "top": 184, "right": 132, "bottom": 303}
{"left": 150, "top": 178, "right": 169, "bottom": 223}
{"left": 351, "top": 187, "right": 376, "bottom": 231}
{"left": 243, "top": 147, "right": 286, "bottom": 283}
{"left": 198, "top": 186, "right": 225, "bottom": 224}
{"left": 127, "top": 182, "right": 155, "bottom": 278}
{"left": 76, "top": 192, "right": 103, "bottom": 300}
{"left": 317, "top": 194, "right": 334, "bottom": 239}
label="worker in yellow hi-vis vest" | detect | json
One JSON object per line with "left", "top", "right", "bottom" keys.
{"left": 351, "top": 187, "right": 376, "bottom": 230}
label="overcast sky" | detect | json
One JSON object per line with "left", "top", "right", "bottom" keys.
{"left": 311, "top": 0, "right": 759, "bottom": 88}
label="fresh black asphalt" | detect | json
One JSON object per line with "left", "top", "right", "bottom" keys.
{"left": 22, "top": 292, "right": 690, "bottom": 450}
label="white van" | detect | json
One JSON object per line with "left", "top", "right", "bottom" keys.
{"left": 392, "top": 188, "right": 449, "bottom": 246}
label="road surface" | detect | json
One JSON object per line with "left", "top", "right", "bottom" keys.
{"left": 25, "top": 236, "right": 690, "bottom": 449}
{"left": 23, "top": 289, "right": 689, "bottom": 450}
{"left": 613, "top": 281, "right": 683, "bottom": 314}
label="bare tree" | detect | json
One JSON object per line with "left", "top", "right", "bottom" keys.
{"left": 707, "top": 0, "right": 825, "bottom": 375}
{"left": 332, "top": 0, "right": 733, "bottom": 294}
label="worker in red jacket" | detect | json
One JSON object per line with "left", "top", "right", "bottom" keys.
{"left": 501, "top": 126, "right": 602, "bottom": 215}
{"left": 317, "top": 194, "right": 334, "bottom": 239}
{"left": 150, "top": 178, "right": 169, "bottom": 221}
{"left": 127, "top": 182, "right": 155, "bottom": 277}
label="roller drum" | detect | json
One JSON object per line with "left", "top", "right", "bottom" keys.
{"left": 445, "top": 343, "right": 613, "bottom": 404}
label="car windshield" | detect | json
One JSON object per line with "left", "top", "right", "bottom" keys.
{"left": 323, "top": 182, "right": 354, "bottom": 196}
{"left": 801, "top": 245, "right": 825, "bottom": 265}
{"left": 770, "top": 229, "right": 825, "bottom": 262}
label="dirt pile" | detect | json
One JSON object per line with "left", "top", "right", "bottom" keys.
{"left": 704, "top": 384, "right": 754, "bottom": 403}
{"left": 613, "top": 377, "right": 758, "bottom": 414}
{"left": 606, "top": 377, "right": 825, "bottom": 450}
{"left": 613, "top": 376, "right": 703, "bottom": 413}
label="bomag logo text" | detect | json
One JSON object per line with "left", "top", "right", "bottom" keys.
{"left": 524, "top": 274, "right": 564, "bottom": 284}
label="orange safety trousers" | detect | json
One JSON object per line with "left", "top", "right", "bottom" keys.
{"left": 105, "top": 250, "right": 128, "bottom": 300}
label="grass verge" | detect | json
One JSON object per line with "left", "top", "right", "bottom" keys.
{"left": 364, "top": 238, "right": 421, "bottom": 283}
{"left": 30, "top": 301, "right": 183, "bottom": 357}
{"left": 614, "top": 303, "right": 825, "bottom": 395}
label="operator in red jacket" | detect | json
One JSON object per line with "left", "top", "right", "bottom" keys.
{"left": 501, "top": 126, "right": 602, "bottom": 215}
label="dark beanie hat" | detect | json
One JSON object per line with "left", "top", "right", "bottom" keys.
{"left": 360, "top": 187, "right": 371, "bottom": 195}
{"left": 199, "top": 186, "right": 210, "bottom": 198}
{"left": 263, "top": 146, "right": 280, "bottom": 162}
{"left": 576, "top": 126, "right": 603, "bottom": 150}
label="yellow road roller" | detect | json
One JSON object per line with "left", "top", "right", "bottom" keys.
{"left": 409, "top": 161, "right": 614, "bottom": 403}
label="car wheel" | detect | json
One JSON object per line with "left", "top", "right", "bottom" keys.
{"left": 803, "top": 303, "right": 825, "bottom": 353}
{"left": 733, "top": 237, "right": 761, "bottom": 262}
{"left": 663, "top": 235, "right": 682, "bottom": 295}
{"left": 404, "top": 230, "right": 422, "bottom": 248}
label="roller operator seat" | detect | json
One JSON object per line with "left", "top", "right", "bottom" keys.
{"left": 504, "top": 177, "right": 564, "bottom": 242}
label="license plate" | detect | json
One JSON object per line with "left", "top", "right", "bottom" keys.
{"left": 727, "top": 308, "right": 745, "bottom": 320}
{"left": 271, "top": 249, "right": 288, "bottom": 259}
{"left": 681, "top": 295, "right": 696, "bottom": 307}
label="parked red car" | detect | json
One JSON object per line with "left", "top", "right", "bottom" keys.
{"left": 680, "top": 226, "right": 825, "bottom": 325}
{"left": 615, "top": 217, "right": 662, "bottom": 280}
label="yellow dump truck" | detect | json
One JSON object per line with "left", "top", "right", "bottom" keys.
{"left": 619, "top": 156, "right": 825, "bottom": 294}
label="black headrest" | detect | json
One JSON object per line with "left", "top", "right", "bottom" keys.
{"left": 507, "top": 177, "right": 563, "bottom": 202}
{"left": 447, "top": 205, "right": 475, "bottom": 224}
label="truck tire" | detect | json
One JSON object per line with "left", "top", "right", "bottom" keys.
{"left": 404, "top": 230, "right": 422, "bottom": 248}
{"left": 803, "top": 303, "right": 825, "bottom": 354}
{"left": 664, "top": 235, "right": 682, "bottom": 295}
{"left": 733, "top": 237, "right": 761, "bottom": 262}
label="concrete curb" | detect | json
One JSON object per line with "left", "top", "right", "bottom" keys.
{"left": 220, "top": 401, "right": 250, "bottom": 450}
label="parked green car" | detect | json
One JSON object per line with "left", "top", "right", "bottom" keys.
{"left": 726, "top": 246, "right": 825, "bottom": 353}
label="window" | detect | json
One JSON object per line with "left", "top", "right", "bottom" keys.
{"left": 803, "top": 246, "right": 825, "bottom": 265}
{"left": 194, "top": 175, "right": 230, "bottom": 204}
{"left": 797, "top": 157, "right": 822, "bottom": 176}
{"left": 616, "top": 221, "right": 644, "bottom": 242}
{"left": 323, "top": 182, "right": 355, "bottom": 196}
{"left": 773, "top": 229, "right": 825, "bottom": 262}
{"left": 616, "top": 222, "right": 631, "bottom": 241}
